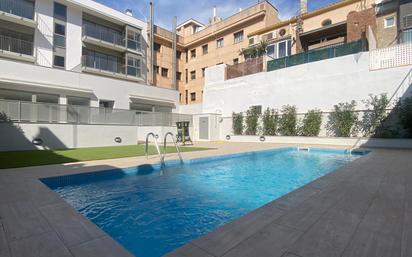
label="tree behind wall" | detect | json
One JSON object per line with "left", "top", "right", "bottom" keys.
{"left": 279, "top": 105, "right": 297, "bottom": 136}
{"left": 233, "top": 112, "right": 244, "bottom": 135}
{"left": 262, "top": 108, "right": 278, "bottom": 136}
{"left": 245, "top": 107, "right": 259, "bottom": 135}
{"left": 301, "top": 109, "right": 322, "bottom": 136}
{"left": 399, "top": 96, "right": 412, "bottom": 137}
{"left": 326, "top": 101, "right": 359, "bottom": 137}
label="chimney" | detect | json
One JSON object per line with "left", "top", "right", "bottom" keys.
{"left": 213, "top": 6, "right": 217, "bottom": 17}
{"left": 300, "top": 0, "right": 308, "bottom": 14}
{"left": 125, "top": 9, "right": 133, "bottom": 16}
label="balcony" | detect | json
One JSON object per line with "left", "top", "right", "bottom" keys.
{"left": 81, "top": 54, "right": 143, "bottom": 81}
{"left": 0, "top": 0, "right": 36, "bottom": 27}
{"left": 82, "top": 22, "right": 127, "bottom": 52}
{"left": 0, "top": 34, "right": 35, "bottom": 62}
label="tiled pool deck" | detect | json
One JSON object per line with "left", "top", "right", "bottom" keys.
{"left": 0, "top": 142, "right": 411, "bottom": 257}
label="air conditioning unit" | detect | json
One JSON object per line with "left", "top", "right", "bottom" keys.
{"left": 404, "top": 15, "right": 412, "bottom": 29}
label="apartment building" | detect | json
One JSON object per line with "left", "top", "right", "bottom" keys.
{"left": 149, "top": 1, "right": 281, "bottom": 105}
{"left": 375, "top": 0, "right": 412, "bottom": 48}
{"left": 0, "top": 0, "right": 178, "bottom": 112}
{"left": 248, "top": 0, "right": 377, "bottom": 60}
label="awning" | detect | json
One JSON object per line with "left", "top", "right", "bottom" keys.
{"left": 129, "top": 95, "right": 176, "bottom": 108}
{"left": 0, "top": 78, "right": 94, "bottom": 97}
{"left": 300, "top": 21, "right": 347, "bottom": 40}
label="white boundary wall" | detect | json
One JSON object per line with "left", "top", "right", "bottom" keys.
{"left": 203, "top": 52, "right": 412, "bottom": 117}
{"left": 0, "top": 122, "right": 182, "bottom": 151}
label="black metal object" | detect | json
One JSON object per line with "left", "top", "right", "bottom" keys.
{"left": 176, "top": 121, "right": 193, "bottom": 145}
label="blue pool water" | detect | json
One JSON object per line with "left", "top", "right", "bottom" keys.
{"left": 42, "top": 148, "right": 365, "bottom": 257}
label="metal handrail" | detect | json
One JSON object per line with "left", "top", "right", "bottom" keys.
{"left": 82, "top": 22, "right": 125, "bottom": 46}
{"left": 163, "top": 132, "right": 183, "bottom": 163}
{"left": 0, "top": 0, "right": 35, "bottom": 20}
{"left": 145, "top": 132, "right": 164, "bottom": 166}
{"left": 0, "top": 35, "right": 33, "bottom": 56}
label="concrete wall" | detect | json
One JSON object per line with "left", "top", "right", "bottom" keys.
{"left": 0, "top": 122, "right": 192, "bottom": 151}
{"left": 225, "top": 135, "right": 412, "bottom": 149}
{"left": 0, "top": 59, "right": 179, "bottom": 110}
{"left": 203, "top": 52, "right": 412, "bottom": 117}
{"left": 0, "top": 122, "right": 139, "bottom": 151}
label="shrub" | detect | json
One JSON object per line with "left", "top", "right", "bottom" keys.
{"left": 399, "top": 96, "right": 412, "bottom": 137}
{"left": 245, "top": 107, "right": 260, "bottom": 135}
{"left": 361, "top": 94, "right": 390, "bottom": 137}
{"left": 262, "top": 108, "right": 278, "bottom": 136}
{"left": 232, "top": 112, "right": 244, "bottom": 135}
{"left": 301, "top": 109, "right": 322, "bottom": 136}
{"left": 326, "top": 101, "right": 359, "bottom": 137}
{"left": 279, "top": 105, "right": 297, "bottom": 136}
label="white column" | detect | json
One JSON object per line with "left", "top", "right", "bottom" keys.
{"left": 59, "top": 95, "right": 68, "bottom": 123}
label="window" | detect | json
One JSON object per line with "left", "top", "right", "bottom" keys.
{"left": 403, "top": 29, "right": 412, "bottom": 43}
{"left": 161, "top": 68, "right": 168, "bottom": 77}
{"left": 190, "top": 49, "right": 196, "bottom": 58}
{"left": 190, "top": 70, "right": 196, "bottom": 80}
{"left": 190, "top": 92, "right": 196, "bottom": 101}
{"left": 202, "top": 44, "right": 208, "bottom": 55}
{"left": 185, "top": 90, "right": 188, "bottom": 104}
{"left": 99, "top": 100, "right": 114, "bottom": 109}
{"left": 127, "top": 29, "right": 141, "bottom": 51}
{"left": 154, "top": 65, "right": 160, "bottom": 74}
{"left": 384, "top": 16, "right": 395, "bottom": 28}
{"left": 176, "top": 72, "right": 182, "bottom": 80}
{"left": 202, "top": 67, "right": 206, "bottom": 77}
{"left": 154, "top": 43, "right": 161, "bottom": 52}
{"left": 249, "top": 37, "right": 255, "bottom": 45}
{"left": 217, "top": 38, "right": 224, "bottom": 48}
{"left": 54, "top": 2, "right": 67, "bottom": 21}
{"left": 127, "top": 57, "right": 141, "bottom": 77}
{"left": 233, "top": 58, "right": 239, "bottom": 65}
{"left": 278, "top": 41, "right": 287, "bottom": 58}
{"left": 177, "top": 51, "right": 182, "bottom": 59}
{"left": 321, "top": 19, "right": 332, "bottom": 27}
{"left": 53, "top": 55, "right": 65, "bottom": 68}
{"left": 234, "top": 31, "right": 244, "bottom": 44}
{"left": 54, "top": 23, "right": 66, "bottom": 48}
{"left": 404, "top": 15, "right": 412, "bottom": 29}
{"left": 185, "top": 69, "right": 188, "bottom": 83}
{"left": 266, "top": 40, "right": 292, "bottom": 60}
{"left": 251, "top": 105, "right": 262, "bottom": 115}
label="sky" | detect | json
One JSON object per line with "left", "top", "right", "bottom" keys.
{"left": 96, "top": 0, "right": 340, "bottom": 29}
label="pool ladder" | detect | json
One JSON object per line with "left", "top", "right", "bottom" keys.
{"left": 145, "top": 132, "right": 183, "bottom": 167}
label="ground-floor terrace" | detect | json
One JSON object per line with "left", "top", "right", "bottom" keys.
{"left": 0, "top": 142, "right": 411, "bottom": 257}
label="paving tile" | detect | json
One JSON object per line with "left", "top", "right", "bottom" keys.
{"left": 402, "top": 209, "right": 412, "bottom": 257}
{"left": 70, "top": 236, "right": 134, "bottom": 257}
{"left": 222, "top": 223, "right": 303, "bottom": 257}
{"left": 191, "top": 209, "right": 283, "bottom": 257}
{"left": 341, "top": 195, "right": 404, "bottom": 257}
{"left": 9, "top": 232, "right": 72, "bottom": 257}
{"left": 341, "top": 228, "right": 400, "bottom": 257}
{"left": 39, "top": 202, "right": 105, "bottom": 247}
{"left": 270, "top": 185, "right": 321, "bottom": 211}
{"left": 164, "top": 243, "right": 215, "bottom": 257}
{"left": 0, "top": 201, "right": 52, "bottom": 242}
{"left": 273, "top": 186, "right": 346, "bottom": 231}
{"left": 286, "top": 209, "right": 362, "bottom": 257}
{"left": 0, "top": 222, "right": 11, "bottom": 257}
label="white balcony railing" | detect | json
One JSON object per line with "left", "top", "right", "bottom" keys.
{"left": 370, "top": 43, "right": 412, "bottom": 70}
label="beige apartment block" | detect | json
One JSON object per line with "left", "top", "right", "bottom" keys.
{"left": 148, "top": 1, "right": 280, "bottom": 105}
{"left": 249, "top": 0, "right": 377, "bottom": 56}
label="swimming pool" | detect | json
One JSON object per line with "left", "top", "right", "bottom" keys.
{"left": 42, "top": 147, "right": 366, "bottom": 257}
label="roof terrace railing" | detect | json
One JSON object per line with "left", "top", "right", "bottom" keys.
{"left": 0, "top": 0, "right": 35, "bottom": 20}
{"left": 268, "top": 39, "right": 368, "bottom": 72}
{"left": 0, "top": 34, "right": 33, "bottom": 56}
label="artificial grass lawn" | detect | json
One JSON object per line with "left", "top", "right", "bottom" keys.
{"left": 0, "top": 145, "right": 213, "bottom": 169}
